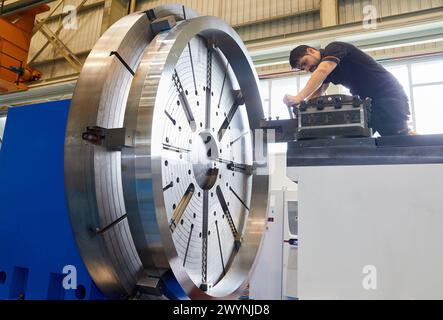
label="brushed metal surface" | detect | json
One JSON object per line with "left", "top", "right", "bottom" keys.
{"left": 66, "top": 8, "right": 268, "bottom": 300}
{"left": 65, "top": 5, "right": 198, "bottom": 298}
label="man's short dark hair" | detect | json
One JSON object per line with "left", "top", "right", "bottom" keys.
{"left": 289, "top": 45, "right": 315, "bottom": 69}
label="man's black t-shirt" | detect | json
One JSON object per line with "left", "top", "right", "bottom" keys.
{"left": 321, "top": 42, "right": 408, "bottom": 102}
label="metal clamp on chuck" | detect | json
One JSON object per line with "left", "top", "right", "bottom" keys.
{"left": 82, "top": 126, "right": 134, "bottom": 150}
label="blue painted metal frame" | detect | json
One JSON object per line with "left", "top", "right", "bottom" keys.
{"left": 0, "top": 99, "right": 190, "bottom": 300}
{"left": 0, "top": 100, "right": 104, "bottom": 300}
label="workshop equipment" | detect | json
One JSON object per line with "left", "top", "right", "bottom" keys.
{"left": 257, "top": 105, "right": 443, "bottom": 300}
{"left": 64, "top": 5, "right": 268, "bottom": 300}
{"left": 296, "top": 94, "right": 372, "bottom": 139}
{"left": 0, "top": 4, "right": 268, "bottom": 300}
{"left": 0, "top": 3, "right": 48, "bottom": 93}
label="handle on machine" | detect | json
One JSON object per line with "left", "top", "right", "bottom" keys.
{"left": 287, "top": 105, "right": 295, "bottom": 119}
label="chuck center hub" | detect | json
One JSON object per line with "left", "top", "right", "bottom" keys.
{"left": 191, "top": 131, "right": 219, "bottom": 190}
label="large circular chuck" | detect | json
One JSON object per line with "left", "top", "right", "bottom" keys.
{"left": 65, "top": 5, "right": 268, "bottom": 299}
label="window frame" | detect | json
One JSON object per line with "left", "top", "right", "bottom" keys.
{"left": 381, "top": 54, "right": 443, "bottom": 133}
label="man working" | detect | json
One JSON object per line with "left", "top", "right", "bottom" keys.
{"left": 283, "top": 42, "right": 410, "bottom": 136}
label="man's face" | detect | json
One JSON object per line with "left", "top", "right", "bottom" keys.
{"left": 296, "top": 48, "right": 321, "bottom": 73}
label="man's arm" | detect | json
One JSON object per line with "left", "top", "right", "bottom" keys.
{"left": 284, "top": 61, "right": 337, "bottom": 106}
{"left": 308, "top": 82, "right": 330, "bottom": 99}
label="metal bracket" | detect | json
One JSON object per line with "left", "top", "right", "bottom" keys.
{"left": 150, "top": 15, "right": 176, "bottom": 36}
{"left": 82, "top": 126, "right": 133, "bottom": 150}
{"left": 227, "top": 162, "right": 254, "bottom": 175}
{"left": 260, "top": 118, "right": 298, "bottom": 143}
{"left": 233, "top": 89, "right": 245, "bottom": 106}
{"left": 136, "top": 275, "right": 163, "bottom": 296}
{"left": 200, "top": 282, "right": 213, "bottom": 292}
{"left": 135, "top": 268, "right": 172, "bottom": 297}
{"left": 145, "top": 9, "right": 156, "bottom": 21}
{"left": 206, "top": 38, "right": 217, "bottom": 50}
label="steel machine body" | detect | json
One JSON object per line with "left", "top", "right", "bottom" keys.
{"left": 255, "top": 110, "right": 443, "bottom": 300}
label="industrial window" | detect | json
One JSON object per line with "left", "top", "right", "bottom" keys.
{"left": 260, "top": 74, "right": 310, "bottom": 120}
{"left": 383, "top": 56, "right": 443, "bottom": 134}
{"left": 260, "top": 73, "right": 351, "bottom": 120}
{"left": 259, "top": 76, "right": 303, "bottom": 153}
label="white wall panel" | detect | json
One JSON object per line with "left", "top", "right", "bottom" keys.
{"left": 135, "top": 0, "right": 221, "bottom": 16}
{"left": 369, "top": 41, "right": 443, "bottom": 60}
{"left": 29, "top": 2, "right": 104, "bottom": 63}
{"left": 136, "top": 0, "right": 319, "bottom": 25}
{"left": 37, "top": 0, "right": 103, "bottom": 19}
{"left": 135, "top": 0, "right": 320, "bottom": 43}
{"left": 237, "top": 12, "right": 320, "bottom": 42}
{"left": 32, "top": 53, "right": 88, "bottom": 79}
{"left": 339, "top": 0, "right": 443, "bottom": 24}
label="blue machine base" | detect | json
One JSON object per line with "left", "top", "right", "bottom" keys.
{"left": 0, "top": 100, "right": 187, "bottom": 300}
{"left": 0, "top": 100, "right": 103, "bottom": 300}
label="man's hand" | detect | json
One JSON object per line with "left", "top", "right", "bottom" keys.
{"left": 283, "top": 94, "right": 303, "bottom": 107}
{"left": 290, "top": 61, "right": 336, "bottom": 103}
